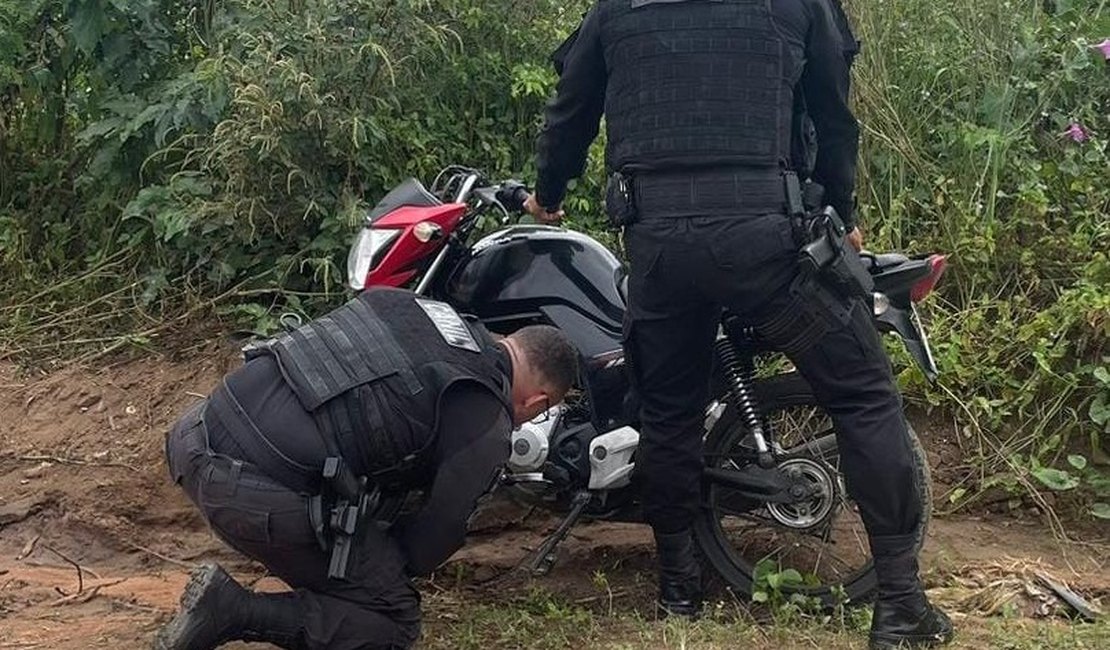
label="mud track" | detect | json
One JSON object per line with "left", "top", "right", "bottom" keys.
{"left": 1, "top": 347, "right": 1106, "bottom": 648}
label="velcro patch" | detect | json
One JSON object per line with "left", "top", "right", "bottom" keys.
{"left": 415, "top": 298, "right": 481, "bottom": 353}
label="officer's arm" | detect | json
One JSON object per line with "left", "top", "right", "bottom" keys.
{"left": 395, "top": 386, "right": 511, "bottom": 577}
{"left": 800, "top": 0, "right": 861, "bottom": 231}
{"left": 534, "top": 7, "right": 607, "bottom": 211}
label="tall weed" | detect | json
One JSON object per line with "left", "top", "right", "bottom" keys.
{"left": 851, "top": 0, "right": 1110, "bottom": 514}
{"left": 0, "top": 0, "right": 1107, "bottom": 512}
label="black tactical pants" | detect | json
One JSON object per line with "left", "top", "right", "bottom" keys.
{"left": 165, "top": 402, "right": 421, "bottom": 650}
{"left": 623, "top": 214, "right": 923, "bottom": 539}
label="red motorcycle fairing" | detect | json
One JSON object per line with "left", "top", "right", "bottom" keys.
{"left": 361, "top": 203, "right": 468, "bottom": 288}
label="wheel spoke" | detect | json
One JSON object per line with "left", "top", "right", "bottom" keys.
{"left": 812, "top": 518, "right": 834, "bottom": 576}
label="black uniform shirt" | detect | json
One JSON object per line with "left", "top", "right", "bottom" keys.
{"left": 535, "top": 0, "right": 861, "bottom": 229}
{"left": 393, "top": 348, "right": 514, "bottom": 576}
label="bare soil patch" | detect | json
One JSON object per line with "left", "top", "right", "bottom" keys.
{"left": 1, "top": 347, "right": 1106, "bottom": 648}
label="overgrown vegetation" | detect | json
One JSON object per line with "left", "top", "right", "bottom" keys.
{"left": 0, "top": 0, "right": 587, "bottom": 352}
{"left": 419, "top": 584, "right": 1110, "bottom": 649}
{"left": 850, "top": 0, "right": 1110, "bottom": 522}
{"left": 0, "top": 1, "right": 1108, "bottom": 514}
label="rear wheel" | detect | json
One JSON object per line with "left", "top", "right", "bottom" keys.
{"left": 693, "top": 372, "right": 931, "bottom": 608}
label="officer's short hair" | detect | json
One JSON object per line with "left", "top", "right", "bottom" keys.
{"left": 511, "top": 325, "right": 579, "bottom": 397}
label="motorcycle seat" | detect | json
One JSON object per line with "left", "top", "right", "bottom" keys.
{"left": 617, "top": 273, "right": 630, "bottom": 306}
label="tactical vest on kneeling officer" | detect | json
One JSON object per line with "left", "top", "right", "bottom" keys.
{"left": 239, "top": 288, "right": 512, "bottom": 578}
{"left": 246, "top": 287, "right": 511, "bottom": 498}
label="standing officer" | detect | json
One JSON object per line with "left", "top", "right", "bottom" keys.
{"left": 525, "top": 2, "right": 953, "bottom": 648}
{"left": 154, "top": 287, "right": 579, "bottom": 650}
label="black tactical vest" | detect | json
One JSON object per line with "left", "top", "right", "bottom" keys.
{"left": 252, "top": 287, "right": 511, "bottom": 488}
{"left": 599, "top": 0, "right": 803, "bottom": 172}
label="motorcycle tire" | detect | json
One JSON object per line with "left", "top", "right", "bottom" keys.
{"left": 693, "top": 371, "right": 931, "bottom": 608}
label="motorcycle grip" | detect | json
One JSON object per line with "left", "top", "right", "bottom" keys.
{"left": 495, "top": 181, "right": 530, "bottom": 213}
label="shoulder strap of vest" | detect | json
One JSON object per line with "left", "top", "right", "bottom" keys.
{"left": 466, "top": 318, "right": 513, "bottom": 411}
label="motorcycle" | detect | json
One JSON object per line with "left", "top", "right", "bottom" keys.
{"left": 346, "top": 167, "right": 948, "bottom": 606}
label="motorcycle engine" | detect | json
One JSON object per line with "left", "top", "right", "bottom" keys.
{"left": 507, "top": 405, "right": 564, "bottom": 473}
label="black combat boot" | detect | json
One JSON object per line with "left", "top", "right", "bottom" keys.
{"left": 653, "top": 528, "right": 702, "bottom": 619}
{"left": 869, "top": 534, "right": 954, "bottom": 649}
{"left": 153, "top": 563, "right": 308, "bottom": 650}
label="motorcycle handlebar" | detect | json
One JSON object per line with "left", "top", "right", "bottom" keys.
{"left": 494, "top": 181, "right": 531, "bottom": 213}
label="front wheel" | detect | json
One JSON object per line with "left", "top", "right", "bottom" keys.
{"left": 693, "top": 372, "right": 931, "bottom": 608}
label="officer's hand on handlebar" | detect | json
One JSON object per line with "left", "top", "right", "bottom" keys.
{"left": 847, "top": 227, "right": 863, "bottom": 252}
{"left": 524, "top": 193, "right": 565, "bottom": 225}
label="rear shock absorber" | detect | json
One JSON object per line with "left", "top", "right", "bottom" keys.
{"left": 715, "top": 335, "right": 775, "bottom": 468}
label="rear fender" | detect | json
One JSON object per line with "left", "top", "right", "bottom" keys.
{"left": 876, "top": 304, "right": 939, "bottom": 381}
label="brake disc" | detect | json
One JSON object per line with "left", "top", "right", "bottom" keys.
{"left": 766, "top": 456, "right": 839, "bottom": 531}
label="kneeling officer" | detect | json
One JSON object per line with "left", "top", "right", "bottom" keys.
{"left": 155, "top": 287, "right": 579, "bottom": 650}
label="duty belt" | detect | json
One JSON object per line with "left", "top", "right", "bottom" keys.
{"left": 632, "top": 167, "right": 788, "bottom": 219}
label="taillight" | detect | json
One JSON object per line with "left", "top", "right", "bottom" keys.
{"left": 910, "top": 255, "right": 948, "bottom": 303}
{"left": 347, "top": 227, "right": 402, "bottom": 290}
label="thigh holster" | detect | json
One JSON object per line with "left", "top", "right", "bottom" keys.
{"left": 756, "top": 275, "right": 854, "bottom": 358}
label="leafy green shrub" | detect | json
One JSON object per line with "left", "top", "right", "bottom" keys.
{"left": 850, "top": 0, "right": 1109, "bottom": 513}
{"left": 0, "top": 0, "right": 1107, "bottom": 512}
{"left": 0, "top": 0, "right": 591, "bottom": 349}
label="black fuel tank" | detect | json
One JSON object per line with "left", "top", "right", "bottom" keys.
{"left": 442, "top": 226, "right": 625, "bottom": 359}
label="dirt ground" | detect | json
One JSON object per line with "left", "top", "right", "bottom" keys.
{"left": 1, "top": 345, "right": 1107, "bottom": 649}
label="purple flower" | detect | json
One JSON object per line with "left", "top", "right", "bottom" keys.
{"left": 1094, "top": 38, "right": 1110, "bottom": 61}
{"left": 1064, "top": 122, "right": 1090, "bottom": 143}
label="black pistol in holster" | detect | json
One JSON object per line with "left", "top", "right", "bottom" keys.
{"left": 785, "top": 172, "right": 874, "bottom": 300}
{"left": 308, "top": 457, "right": 380, "bottom": 580}
{"left": 605, "top": 171, "right": 638, "bottom": 230}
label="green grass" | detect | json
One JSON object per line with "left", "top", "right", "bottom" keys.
{"left": 419, "top": 587, "right": 1110, "bottom": 650}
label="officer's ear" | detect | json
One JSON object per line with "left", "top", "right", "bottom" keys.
{"left": 511, "top": 391, "right": 550, "bottom": 427}
{"left": 523, "top": 391, "right": 550, "bottom": 419}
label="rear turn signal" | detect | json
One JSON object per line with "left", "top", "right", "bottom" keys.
{"left": 911, "top": 255, "right": 948, "bottom": 303}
